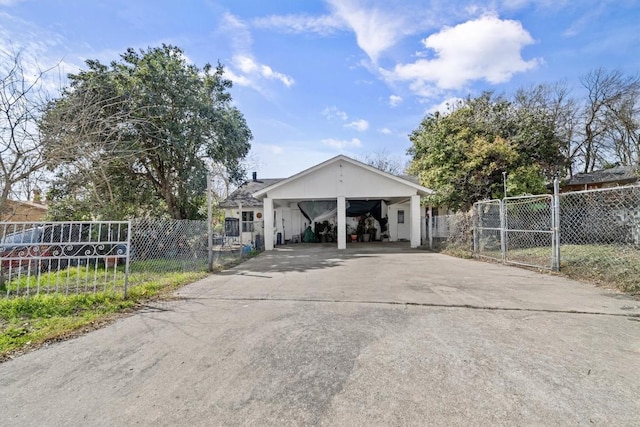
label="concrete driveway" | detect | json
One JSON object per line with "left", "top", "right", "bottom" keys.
{"left": 1, "top": 243, "right": 639, "bottom": 426}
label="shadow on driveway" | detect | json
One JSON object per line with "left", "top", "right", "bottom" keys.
{"left": 223, "top": 242, "right": 419, "bottom": 274}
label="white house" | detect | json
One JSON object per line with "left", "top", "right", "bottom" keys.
{"left": 219, "top": 155, "right": 434, "bottom": 250}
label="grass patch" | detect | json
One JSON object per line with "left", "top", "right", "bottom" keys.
{"left": 437, "top": 239, "right": 639, "bottom": 295}
{"left": 559, "top": 244, "right": 640, "bottom": 294}
{"left": 500, "top": 244, "right": 640, "bottom": 294}
{"left": 0, "top": 268, "right": 211, "bottom": 361}
{"left": 441, "top": 244, "right": 474, "bottom": 259}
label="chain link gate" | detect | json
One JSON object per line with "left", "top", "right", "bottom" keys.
{"left": 503, "top": 195, "right": 557, "bottom": 270}
{"left": 474, "top": 192, "right": 560, "bottom": 271}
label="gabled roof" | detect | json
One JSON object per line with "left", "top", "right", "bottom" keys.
{"left": 218, "top": 178, "right": 284, "bottom": 208}
{"left": 252, "top": 155, "right": 433, "bottom": 199}
{"left": 563, "top": 165, "right": 639, "bottom": 187}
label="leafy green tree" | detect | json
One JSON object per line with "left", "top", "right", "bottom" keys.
{"left": 42, "top": 45, "right": 252, "bottom": 220}
{"left": 408, "top": 93, "right": 563, "bottom": 210}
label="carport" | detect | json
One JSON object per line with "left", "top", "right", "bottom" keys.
{"left": 252, "top": 155, "right": 433, "bottom": 250}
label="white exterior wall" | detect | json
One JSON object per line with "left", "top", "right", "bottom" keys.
{"left": 387, "top": 203, "right": 411, "bottom": 241}
{"left": 264, "top": 160, "right": 421, "bottom": 200}
{"left": 224, "top": 207, "right": 264, "bottom": 245}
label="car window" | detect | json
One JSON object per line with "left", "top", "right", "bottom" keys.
{"left": 1, "top": 228, "right": 42, "bottom": 245}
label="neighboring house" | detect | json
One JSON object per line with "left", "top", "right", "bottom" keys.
{"left": 219, "top": 155, "right": 433, "bottom": 250}
{"left": 561, "top": 165, "right": 639, "bottom": 192}
{"left": 0, "top": 199, "right": 48, "bottom": 222}
{"left": 218, "top": 174, "right": 283, "bottom": 246}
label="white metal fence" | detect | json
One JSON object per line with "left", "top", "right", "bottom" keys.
{"left": 0, "top": 221, "right": 130, "bottom": 298}
{"left": 0, "top": 218, "right": 258, "bottom": 299}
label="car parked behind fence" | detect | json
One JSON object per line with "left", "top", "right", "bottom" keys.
{"left": 1, "top": 222, "right": 128, "bottom": 286}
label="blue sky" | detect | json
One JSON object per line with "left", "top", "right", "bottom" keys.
{"left": 1, "top": 0, "right": 639, "bottom": 179}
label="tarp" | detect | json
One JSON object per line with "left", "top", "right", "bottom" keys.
{"left": 298, "top": 201, "right": 337, "bottom": 223}
{"left": 346, "top": 200, "right": 387, "bottom": 232}
{"left": 298, "top": 199, "right": 388, "bottom": 232}
{"left": 302, "top": 226, "right": 317, "bottom": 243}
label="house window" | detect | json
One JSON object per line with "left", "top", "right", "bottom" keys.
{"left": 242, "top": 211, "right": 254, "bottom": 232}
{"left": 398, "top": 209, "right": 405, "bottom": 224}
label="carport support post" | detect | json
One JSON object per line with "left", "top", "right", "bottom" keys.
{"left": 410, "top": 195, "right": 421, "bottom": 248}
{"left": 264, "top": 197, "right": 274, "bottom": 251}
{"left": 337, "top": 196, "right": 346, "bottom": 249}
{"left": 428, "top": 206, "right": 433, "bottom": 250}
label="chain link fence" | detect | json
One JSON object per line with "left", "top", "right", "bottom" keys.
{"left": 430, "top": 211, "right": 474, "bottom": 255}
{"left": 470, "top": 184, "right": 640, "bottom": 293}
{"left": 558, "top": 186, "right": 640, "bottom": 292}
{"left": 472, "top": 200, "right": 502, "bottom": 262}
{"left": 1, "top": 218, "right": 258, "bottom": 299}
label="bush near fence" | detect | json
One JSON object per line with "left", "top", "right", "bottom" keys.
{"left": 430, "top": 211, "right": 474, "bottom": 257}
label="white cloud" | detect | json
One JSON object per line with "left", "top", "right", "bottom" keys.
{"left": 378, "top": 127, "right": 392, "bottom": 135}
{"left": 345, "top": 119, "right": 369, "bottom": 131}
{"left": 389, "top": 95, "right": 403, "bottom": 107}
{"left": 251, "top": 3, "right": 412, "bottom": 62}
{"left": 221, "top": 12, "right": 253, "bottom": 52}
{"left": 227, "top": 55, "right": 295, "bottom": 88}
{"left": 326, "top": 0, "right": 414, "bottom": 63}
{"left": 385, "top": 15, "right": 540, "bottom": 96}
{"left": 235, "top": 54, "right": 258, "bottom": 73}
{"left": 252, "top": 14, "right": 345, "bottom": 35}
{"left": 222, "top": 67, "right": 252, "bottom": 87}
{"left": 322, "top": 106, "right": 368, "bottom": 131}
{"left": 322, "top": 106, "right": 349, "bottom": 121}
{"left": 322, "top": 137, "right": 362, "bottom": 149}
{"left": 220, "top": 14, "right": 295, "bottom": 90}
{"left": 427, "top": 97, "right": 464, "bottom": 114}
{"left": 260, "top": 64, "right": 295, "bottom": 87}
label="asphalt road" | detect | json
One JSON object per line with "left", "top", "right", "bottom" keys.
{"left": 1, "top": 243, "right": 639, "bottom": 426}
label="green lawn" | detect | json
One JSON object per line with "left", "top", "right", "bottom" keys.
{"left": 1, "top": 252, "right": 254, "bottom": 361}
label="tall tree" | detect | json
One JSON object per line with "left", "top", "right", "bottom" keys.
{"left": 42, "top": 45, "right": 252, "bottom": 219}
{"left": 408, "top": 93, "right": 563, "bottom": 210}
{"left": 359, "top": 149, "right": 406, "bottom": 175}
{"left": 0, "top": 50, "right": 57, "bottom": 218}
{"left": 576, "top": 69, "right": 640, "bottom": 172}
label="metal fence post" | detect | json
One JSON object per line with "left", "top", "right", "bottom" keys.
{"left": 124, "top": 220, "right": 132, "bottom": 298}
{"left": 551, "top": 178, "right": 561, "bottom": 271}
{"left": 207, "top": 173, "right": 214, "bottom": 272}
{"left": 500, "top": 199, "right": 506, "bottom": 264}
{"left": 472, "top": 204, "right": 478, "bottom": 256}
